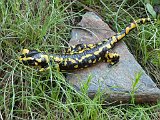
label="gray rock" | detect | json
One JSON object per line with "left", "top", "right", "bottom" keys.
{"left": 66, "top": 12, "right": 160, "bottom": 104}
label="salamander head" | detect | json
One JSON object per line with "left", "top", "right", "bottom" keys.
{"left": 19, "top": 49, "right": 49, "bottom": 68}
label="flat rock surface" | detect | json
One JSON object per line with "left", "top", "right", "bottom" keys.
{"left": 66, "top": 12, "right": 160, "bottom": 104}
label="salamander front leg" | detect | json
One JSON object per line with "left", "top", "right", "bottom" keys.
{"left": 38, "top": 63, "right": 60, "bottom": 72}
{"left": 104, "top": 51, "right": 120, "bottom": 67}
{"left": 38, "top": 66, "right": 50, "bottom": 72}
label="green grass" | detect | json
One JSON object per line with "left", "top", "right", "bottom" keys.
{"left": 0, "top": 0, "right": 160, "bottom": 119}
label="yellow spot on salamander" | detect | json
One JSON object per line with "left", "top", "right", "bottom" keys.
{"left": 67, "top": 48, "right": 71, "bottom": 53}
{"left": 108, "top": 53, "right": 114, "bottom": 58}
{"left": 104, "top": 39, "right": 108, "bottom": 42}
{"left": 106, "top": 44, "right": 112, "bottom": 49}
{"left": 21, "top": 57, "right": 34, "bottom": 61}
{"left": 68, "top": 58, "right": 77, "bottom": 63}
{"left": 88, "top": 44, "right": 94, "bottom": 48}
{"left": 98, "top": 57, "right": 101, "bottom": 61}
{"left": 130, "top": 23, "right": 136, "bottom": 29}
{"left": 99, "top": 47, "right": 103, "bottom": 52}
{"left": 64, "top": 61, "right": 67, "bottom": 66}
{"left": 85, "top": 54, "right": 93, "bottom": 58}
{"left": 84, "top": 65, "right": 88, "bottom": 67}
{"left": 94, "top": 51, "right": 100, "bottom": 55}
{"left": 68, "top": 52, "right": 74, "bottom": 55}
{"left": 142, "top": 18, "right": 146, "bottom": 23}
{"left": 78, "top": 46, "right": 82, "bottom": 50}
{"left": 74, "top": 65, "right": 78, "bottom": 68}
{"left": 22, "top": 49, "right": 29, "bottom": 54}
{"left": 125, "top": 27, "right": 130, "bottom": 34}
{"left": 80, "top": 54, "right": 91, "bottom": 60}
{"left": 36, "top": 59, "right": 41, "bottom": 63}
{"left": 39, "top": 68, "right": 45, "bottom": 72}
{"left": 88, "top": 60, "right": 92, "bottom": 63}
{"left": 35, "top": 62, "right": 38, "bottom": 66}
{"left": 19, "top": 57, "right": 22, "bottom": 61}
{"left": 107, "top": 59, "right": 112, "bottom": 63}
{"left": 78, "top": 59, "right": 83, "bottom": 62}
{"left": 97, "top": 42, "right": 102, "bottom": 45}
{"left": 75, "top": 58, "right": 79, "bottom": 61}
{"left": 54, "top": 57, "right": 63, "bottom": 62}
{"left": 42, "top": 55, "right": 49, "bottom": 63}
{"left": 35, "top": 55, "right": 48, "bottom": 63}
{"left": 78, "top": 50, "right": 85, "bottom": 53}
{"left": 93, "top": 59, "right": 96, "bottom": 63}
{"left": 117, "top": 33, "right": 125, "bottom": 40}
{"left": 111, "top": 36, "right": 117, "bottom": 43}
{"left": 71, "top": 45, "right": 76, "bottom": 49}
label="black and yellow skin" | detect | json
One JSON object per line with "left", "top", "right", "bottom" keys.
{"left": 19, "top": 18, "right": 154, "bottom": 71}
{"left": 65, "top": 43, "right": 96, "bottom": 54}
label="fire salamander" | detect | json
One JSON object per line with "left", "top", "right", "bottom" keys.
{"left": 19, "top": 18, "right": 154, "bottom": 72}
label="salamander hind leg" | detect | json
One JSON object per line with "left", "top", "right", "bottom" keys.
{"left": 104, "top": 51, "right": 120, "bottom": 67}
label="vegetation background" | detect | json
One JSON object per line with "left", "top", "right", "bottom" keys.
{"left": 0, "top": 0, "right": 160, "bottom": 119}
